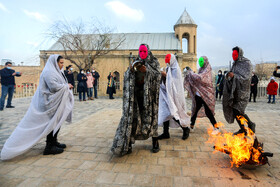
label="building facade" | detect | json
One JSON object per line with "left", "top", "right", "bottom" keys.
{"left": 39, "top": 9, "right": 198, "bottom": 96}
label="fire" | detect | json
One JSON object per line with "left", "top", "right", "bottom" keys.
{"left": 207, "top": 116, "right": 263, "bottom": 167}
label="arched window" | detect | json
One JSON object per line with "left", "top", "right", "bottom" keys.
{"left": 114, "top": 71, "right": 120, "bottom": 90}
{"left": 182, "top": 33, "right": 190, "bottom": 53}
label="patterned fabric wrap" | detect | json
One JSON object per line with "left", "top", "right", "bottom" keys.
{"left": 183, "top": 56, "right": 215, "bottom": 118}
{"left": 111, "top": 44, "right": 161, "bottom": 156}
{"left": 222, "top": 47, "right": 252, "bottom": 123}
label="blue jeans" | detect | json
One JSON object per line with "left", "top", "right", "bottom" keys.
{"left": 268, "top": 95, "right": 275, "bottom": 103}
{"left": 93, "top": 85, "right": 98, "bottom": 98}
{"left": 0, "top": 85, "right": 14, "bottom": 109}
{"left": 87, "top": 88, "right": 93, "bottom": 98}
{"left": 79, "top": 92, "right": 86, "bottom": 101}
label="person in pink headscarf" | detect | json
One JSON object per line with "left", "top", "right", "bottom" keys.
{"left": 111, "top": 44, "right": 161, "bottom": 155}
{"left": 184, "top": 56, "right": 219, "bottom": 135}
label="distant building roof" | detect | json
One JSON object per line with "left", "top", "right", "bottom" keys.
{"left": 175, "top": 9, "right": 196, "bottom": 25}
{"left": 48, "top": 32, "right": 181, "bottom": 51}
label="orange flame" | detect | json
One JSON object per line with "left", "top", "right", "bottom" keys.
{"left": 207, "top": 116, "right": 262, "bottom": 167}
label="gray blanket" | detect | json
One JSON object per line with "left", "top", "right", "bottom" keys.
{"left": 222, "top": 47, "right": 252, "bottom": 123}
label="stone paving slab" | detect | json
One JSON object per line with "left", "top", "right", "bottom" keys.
{"left": 0, "top": 96, "right": 279, "bottom": 186}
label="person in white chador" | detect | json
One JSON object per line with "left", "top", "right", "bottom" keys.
{"left": 157, "top": 54, "right": 190, "bottom": 140}
{"left": 1, "top": 55, "right": 74, "bottom": 160}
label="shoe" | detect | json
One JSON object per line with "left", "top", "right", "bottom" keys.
{"left": 190, "top": 124, "right": 195, "bottom": 132}
{"left": 127, "top": 142, "right": 132, "bottom": 154}
{"left": 83, "top": 99, "right": 86, "bottom": 101}
{"left": 158, "top": 122, "right": 170, "bottom": 140}
{"left": 267, "top": 101, "right": 271, "bottom": 103}
{"left": 55, "top": 142, "right": 66, "bottom": 149}
{"left": 233, "top": 128, "right": 245, "bottom": 135}
{"left": 6, "top": 106, "right": 15, "bottom": 108}
{"left": 211, "top": 128, "right": 220, "bottom": 135}
{"left": 182, "top": 127, "right": 190, "bottom": 140}
{"left": 0, "top": 108, "right": 3, "bottom": 111}
{"left": 248, "top": 122, "right": 256, "bottom": 133}
{"left": 152, "top": 137, "right": 160, "bottom": 153}
{"left": 43, "top": 143, "right": 64, "bottom": 155}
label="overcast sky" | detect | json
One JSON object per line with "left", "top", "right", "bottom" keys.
{"left": 0, "top": 0, "right": 279, "bottom": 66}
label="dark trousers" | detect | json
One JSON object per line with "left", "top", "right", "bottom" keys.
{"left": 249, "top": 92, "right": 257, "bottom": 102}
{"left": 215, "top": 87, "right": 222, "bottom": 99}
{"left": 46, "top": 129, "right": 60, "bottom": 144}
{"left": 93, "top": 85, "right": 98, "bottom": 98}
{"left": 109, "top": 92, "right": 114, "bottom": 99}
{"left": 233, "top": 108, "right": 254, "bottom": 128}
{"left": 0, "top": 85, "right": 14, "bottom": 109}
{"left": 79, "top": 91, "right": 86, "bottom": 100}
{"left": 191, "top": 95, "right": 217, "bottom": 127}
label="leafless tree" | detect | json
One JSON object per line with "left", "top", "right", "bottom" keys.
{"left": 46, "top": 18, "right": 125, "bottom": 70}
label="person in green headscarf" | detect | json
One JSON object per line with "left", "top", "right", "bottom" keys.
{"left": 184, "top": 56, "right": 220, "bottom": 135}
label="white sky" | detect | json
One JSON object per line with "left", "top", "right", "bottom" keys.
{"left": 0, "top": 0, "right": 279, "bottom": 66}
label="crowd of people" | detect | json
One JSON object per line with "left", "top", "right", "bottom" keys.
{"left": 0, "top": 44, "right": 279, "bottom": 160}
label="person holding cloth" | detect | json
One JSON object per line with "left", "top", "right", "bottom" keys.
{"left": 157, "top": 54, "right": 190, "bottom": 140}
{"left": 184, "top": 56, "right": 220, "bottom": 135}
{"left": 0, "top": 62, "right": 22, "bottom": 111}
{"left": 1, "top": 55, "right": 74, "bottom": 160}
{"left": 223, "top": 46, "right": 256, "bottom": 135}
{"left": 111, "top": 44, "right": 161, "bottom": 155}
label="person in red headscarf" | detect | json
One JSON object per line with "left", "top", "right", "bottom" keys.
{"left": 111, "top": 44, "right": 161, "bottom": 155}
{"left": 223, "top": 46, "right": 256, "bottom": 135}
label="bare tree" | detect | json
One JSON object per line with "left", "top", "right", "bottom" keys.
{"left": 46, "top": 18, "right": 125, "bottom": 70}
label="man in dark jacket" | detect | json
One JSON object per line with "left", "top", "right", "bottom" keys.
{"left": 0, "top": 62, "right": 22, "bottom": 111}
{"left": 92, "top": 68, "right": 100, "bottom": 99}
{"left": 64, "top": 65, "right": 75, "bottom": 88}
{"left": 249, "top": 72, "right": 259, "bottom": 102}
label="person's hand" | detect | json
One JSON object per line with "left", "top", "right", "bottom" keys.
{"left": 138, "top": 65, "right": 146, "bottom": 73}
{"left": 227, "top": 72, "right": 234, "bottom": 78}
{"left": 217, "top": 84, "right": 219, "bottom": 86}
{"left": 12, "top": 72, "right": 16, "bottom": 76}
{"left": 161, "top": 71, "right": 167, "bottom": 77}
{"left": 68, "top": 84, "right": 73, "bottom": 89}
{"left": 251, "top": 84, "right": 254, "bottom": 86}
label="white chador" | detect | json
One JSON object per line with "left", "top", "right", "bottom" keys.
{"left": 158, "top": 54, "right": 190, "bottom": 127}
{"left": 1, "top": 55, "right": 74, "bottom": 160}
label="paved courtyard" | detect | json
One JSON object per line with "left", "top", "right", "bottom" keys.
{"left": 0, "top": 96, "right": 279, "bottom": 187}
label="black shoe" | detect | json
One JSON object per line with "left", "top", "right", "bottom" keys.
{"left": 248, "top": 122, "right": 256, "bottom": 133}
{"left": 0, "top": 108, "right": 3, "bottom": 111}
{"left": 267, "top": 101, "right": 271, "bottom": 103}
{"left": 152, "top": 137, "right": 160, "bottom": 153}
{"left": 6, "top": 105, "right": 15, "bottom": 108}
{"left": 157, "top": 132, "right": 170, "bottom": 140}
{"left": 55, "top": 142, "right": 66, "bottom": 149}
{"left": 233, "top": 129, "right": 245, "bottom": 135}
{"left": 182, "top": 127, "right": 190, "bottom": 140}
{"left": 249, "top": 100, "right": 251, "bottom": 102}
{"left": 43, "top": 144, "right": 64, "bottom": 155}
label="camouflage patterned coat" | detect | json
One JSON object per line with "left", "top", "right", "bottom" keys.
{"left": 111, "top": 46, "right": 161, "bottom": 156}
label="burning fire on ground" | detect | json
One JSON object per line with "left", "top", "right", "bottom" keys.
{"left": 207, "top": 116, "right": 273, "bottom": 168}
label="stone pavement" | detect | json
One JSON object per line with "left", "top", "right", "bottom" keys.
{"left": 0, "top": 96, "right": 279, "bottom": 187}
